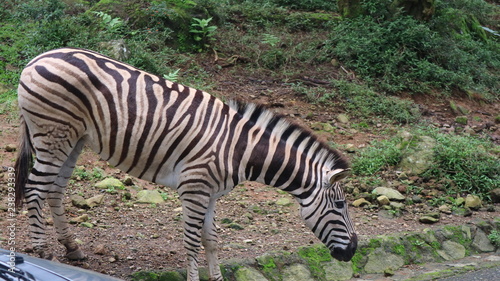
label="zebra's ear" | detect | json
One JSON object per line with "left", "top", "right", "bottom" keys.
{"left": 328, "top": 168, "right": 351, "bottom": 185}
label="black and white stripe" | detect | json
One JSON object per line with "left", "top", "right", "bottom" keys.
{"left": 15, "top": 48, "right": 357, "bottom": 281}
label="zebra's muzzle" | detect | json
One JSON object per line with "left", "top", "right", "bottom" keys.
{"left": 331, "top": 233, "right": 358, "bottom": 262}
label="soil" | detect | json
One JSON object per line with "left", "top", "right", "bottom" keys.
{"left": 0, "top": 60, "right": 499, "bottom": 280}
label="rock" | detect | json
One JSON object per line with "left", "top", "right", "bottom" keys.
{"left": 452, "top": 207, "right": 472, "bottom": 217}
{"left": 282, "top": 264, "right": 313, "bottom": 281}
{"left": 322, "top": 123, "right": 334, "bottom": 132}
{"left": 449, "top": 100, "right": 459, "bottom": 114}
{"left": 455, "top": 116, "right": 468, "bottom": 125}
{"left": 276, "top": 197, "right": 293, "bottom": 206}
{"left": 419, "top": 215, "right": 439, "bottom": 224}
{"left": 95, "top": 178, "right": 125, "bottom": 190}
{"left": 345, "top": 143, "right": 357, "bottom": 153}
{"left": 472, "top": 229, "right": 495, "bottom": 252}
{"left": 489, "top": 188, "right": 500, "bottom": 203}
{"left": 80, "top": 222, "right": 94, "bottom": 228}
{"left": 455, "top": 197, "right": 465, "bottom": 206}
{"left": 464, "top": 194, "right": 482, "bottom": 210}
{"left": 449, "top": 101, "right": 469, "bottom": 115}
{"left": 384, "top": 268, "right": 395, "bottom": 277}
{"left": 352, "top": 198, "right": 370, "bottom": 207}
{"left": 412, "top": 195, "right": 423, "bottom": 203}
{"left": 312, "top": 122, "right": 334, "bottom": 132}
{"left": 373, "top": 187, "right": 405, "bottom": 201}
{"left": 377, "top": 195, "right": 390, "bottom": 206}
{"left": 70, "top": 214, "right": 89, "bottom": 224}
{"left": 437, "top": 240, "right": 466, "bottom": 261}
{"left": 337, "top": 114, "right": 349, "bottom": 124}
{"left": 398, "top": 136, "right": 436, "bottom": 175}
{"left": 364, "top": 249, "right": 405, "bottom": 274}
{"left": 136, "top": 190, "right": 165, "bottom": 204}
{"left": 390, "top": 202, "right": 405, "bottom": 209}
{"left": 5, "top": 144, "right": 16, "bottom": 152}
{"left": 94, "top": 244, "right": 108, "bottom": 255}
{"left": 86, "top": 194, "right": 105, "bottom": 208}
{"left": 323, "top": 260, "right": 353, "bottom": 281}
{"left": 122, "top": 176, "right": 134, "bottom": 186}
{"left": 70, "top": 195, "right": 90, "bottom": 209}
{"left": 438, "top": 204, "right": 452, "bottom": 214}
{"left": 123, "top": 192, "right": 132, "bottom": 200}
{"left": 379, "top": 209, "right": 398, "bottom": 219}
{"left": 235, "top": 266, "right": 269, "bottom": 281}
{"left": 228, "top": 223, "right": 244, "bottom": 230}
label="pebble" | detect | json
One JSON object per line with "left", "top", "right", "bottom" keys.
{"left": 70, "top": 214, "right": 89, "bottom": 224}
{"left": 438, "top": 204, "right": 452, "bottom": 214}
{"left": 94, "top": 244, "right": 107, "bottom": 255}
{"left": 419, "top": 215, "right": 439, "bottom": 224}
{"left": 5, "top": 144, "right": 16, "bottom": 152}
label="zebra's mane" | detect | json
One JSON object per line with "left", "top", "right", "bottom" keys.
{"left": 227, "top": 100, "right": 349, "bottom": 171}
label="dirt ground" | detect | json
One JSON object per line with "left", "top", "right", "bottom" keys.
{"left": 0, "top": 63, "right": 499, "bottom": 280}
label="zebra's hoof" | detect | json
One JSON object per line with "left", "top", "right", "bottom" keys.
{"left": 66, "top": 248, "right": 85, "bottom": 260}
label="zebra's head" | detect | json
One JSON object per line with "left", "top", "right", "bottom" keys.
{"left": 300, "top": 168, "right": 357, "bottom": 262}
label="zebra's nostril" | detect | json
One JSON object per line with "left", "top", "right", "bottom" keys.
{"left": 331, "top": 233, "right": 358, "bottom": 262}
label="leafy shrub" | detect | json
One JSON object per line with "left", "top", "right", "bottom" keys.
{"left": 354, "top": 128, "right": 499, "bottom": 198}
{"left": 273, "top": 0, "right": 338, "bottom": 12}
{"left": 190, "top": 17, "right": 217, "bottom": 52}
{"left": 489, "top": 230, "right": 500, "bottom": 247}
{"left": 422, "top": 132, "right": 499, "bottom": 197}
{"left": 327, "top": 2, "right": 500, "bottom": 98}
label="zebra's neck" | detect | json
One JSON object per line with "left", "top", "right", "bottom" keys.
{"left": 230, "top": 102, "right": 338, "bottom": 198}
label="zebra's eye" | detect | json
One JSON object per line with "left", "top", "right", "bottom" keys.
{"left": 334, "top": 200, "right": 345, "bottom": 209}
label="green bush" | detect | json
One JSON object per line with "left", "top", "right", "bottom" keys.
{"left": 353, "top": 128, "right": 499, "bottom": 199}
{"left": 273, "top": 0, "right": 338, "bottom": 12}
{"left": 423, "top": 132, "right": 499, "bottom": 197}
{"left": 327, "top": 1, "right": 500, "bottom": 98}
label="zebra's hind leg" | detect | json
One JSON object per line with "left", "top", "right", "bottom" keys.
{"left": 202, "top": 198, "right": 222, "bottom": 281}
{"left": 25, "top": 158, "right": 66, "bottom": 260}
{"left": 47, "top": 139, "right": 86, "bottom": 260}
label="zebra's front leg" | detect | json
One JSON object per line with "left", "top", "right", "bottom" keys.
{"left": 202, "top": 199, "right": 222, "bottom": 281}
{"left": 181, "top": 191, "right": 219, "bottom": 281}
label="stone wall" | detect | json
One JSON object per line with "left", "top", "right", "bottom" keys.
{"left": 132, "top": 218, "right": 500, "bottom": 281}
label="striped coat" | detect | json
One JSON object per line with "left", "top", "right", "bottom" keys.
{"left": 15, "top": 48, "right": 357, "bottom": 281}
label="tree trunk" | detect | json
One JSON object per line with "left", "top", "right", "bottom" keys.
{"left": 337, "top": 0, "right": 364, "bottom": 18}
{"left": 390, "top": 0, "right": 435, "bottom": 21}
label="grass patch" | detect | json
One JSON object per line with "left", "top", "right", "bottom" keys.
{"left": 352, "top": 137, "right": 403, "bottom": 176}
{"left": 422, "top": 130, "right": 499, "bottom": 197}
{"left": 353, "top": 126, "right": 499, "bottom": 200}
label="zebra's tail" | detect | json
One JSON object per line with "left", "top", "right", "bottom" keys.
{"left": 15, "top": 117, "right": 33, "bottom": 209}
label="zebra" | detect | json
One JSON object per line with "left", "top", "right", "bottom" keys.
{"left": 15, "top": 48, "right": 357, "bottom": 281}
